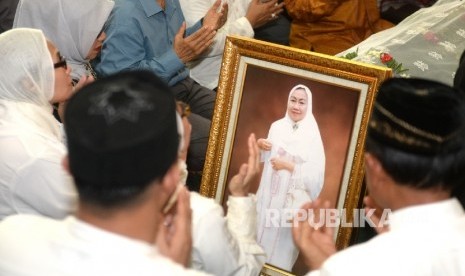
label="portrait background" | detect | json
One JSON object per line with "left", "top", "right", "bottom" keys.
{"left": 223, "top": 65, "right": 359, "bottom": 211}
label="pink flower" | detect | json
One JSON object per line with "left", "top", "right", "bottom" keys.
{"left": 424, "top": 31, "right": 439, "bottom": 43}
{"left": 380, "top": 53, "right": 392, "bottom": 64}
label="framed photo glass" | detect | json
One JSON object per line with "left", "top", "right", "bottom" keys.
{"left": 200, "top": 36, "right": 392, "bottom": 274}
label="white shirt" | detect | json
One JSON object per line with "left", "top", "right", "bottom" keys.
{"left": 307, "top": 199, "right": 465, "bottom": 276}
{"left": 179, "top": 0, "right": 254, "bottom": 89}
{"left": 0, "top": 121, "right": 77, "bottom": 220}
{"left": 190, "top": 192, "right": 266, "bottom": 275}
{"left": 0, "top": 215, "right": 211, "bottom": 276}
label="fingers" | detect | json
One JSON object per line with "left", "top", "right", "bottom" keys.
{"left": 156, "top": 187, "right": 192, "bottom": 266}
{"left": 321, "top": 200, "right": 334, "bottom": 236}
{"left": 221, "top": 2, "right": 229, "bottom": 15}
{"left": 228, "top": 133, "right": 259, "bottom": 196}
{"left": 185, "top": 26, "right": 215, "bottom": 48}
{"left": 176, "top": 22, "right": 187, "bottom": 39}
{"left": 210, "top": 0, "right": 221, "bottom": 12}
{"left": 176, "top": 26, "right": 215, "bottom": 62}
{"left": 175, "top": 186, "right": 191, "bottom": 226}
{"left": 74, "top": 75, "right": 94, "bottom": 92}
{"left": 247, "top": 133, "right": 259, "bottom": 174}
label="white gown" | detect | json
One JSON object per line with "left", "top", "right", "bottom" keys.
{"left": 256, "top": 85, "right": 326, "bottom": 271}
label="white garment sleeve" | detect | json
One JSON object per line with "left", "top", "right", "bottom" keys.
{"left": 13, "top": 158, "right": 77, "bottom": 219}
{"left": 211, "top": 17, "right": 254, "bottom": 57}
{"left": 225, "top": 194, "right": 266, "bottom": 275}
{"left": 190, "top": 193, "right": 265, "bottom": 276}
{"left": 180, "top": 0, "right": 254, "bottom": 58}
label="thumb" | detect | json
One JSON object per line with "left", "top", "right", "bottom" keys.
{"left": 176, "top": 22, "right": 187, "bottom": 38}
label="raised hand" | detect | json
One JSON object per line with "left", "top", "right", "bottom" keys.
{"left": 156, "top": 186, "right": 193, "bottom": 266}
{"left": 292, "top": 199, "right": 337, "bottom": 270}
{"left": 203, "top": 0, "right": 228, "bottom": 30}
{"left": 246, "top": 0, "right": 285, "bottom": 28}
{"left": 229, "top": 133, "right": 260, "bottom": 197}
{"left": 174, "top": 22, "right": 216, "bottom": 63}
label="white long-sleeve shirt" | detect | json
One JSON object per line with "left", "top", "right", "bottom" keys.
{"left": 0, "top": 119, "right": 77, "bottom": 220}
{"left": 190, "top": 192, "right": 266, "bottom": 275}
{"left": 0, "top": 215, "right": 211, "bottom": 276}
{"left": 307, "top": 199, "right": 465, "bottom": 276}
{"left": 179, "top": 0, "right": 254, "bottom": 89}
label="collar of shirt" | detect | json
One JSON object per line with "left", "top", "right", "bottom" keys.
{"left": 139, "top": 0, "right": 171, "bottom": 17}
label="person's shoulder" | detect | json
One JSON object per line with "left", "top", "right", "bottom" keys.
{"left": 0, "top": 214, "right": 60, "bottom": 240}
{"left": 190, "top": 192, "right": 224, "bottom": 221}
{"left": 0, "top": 214, "right": 58, "bottom": 228}
{"left": 190, "top": 192, "right": 223, "bottom": 213}
{"left": 270, "top": 117, "right": 286, "bottom": 127}
{"left": 112, "top": 0, "right": 142, "bottom": 17}
{"left": 321, "top": 231, "right": 398, "bottom": 274}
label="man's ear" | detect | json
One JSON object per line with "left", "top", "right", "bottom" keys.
{"left": 161, "top": 161, "right": 180, "bottom": 192}
{"left": 62, "top": 155, "right": 70, "bottom": 174}
{"left": 365, "top": 153, "right": 388, "bottom": 188}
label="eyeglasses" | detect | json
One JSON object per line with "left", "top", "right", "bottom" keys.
{"left": 176, "top": 101, "right": 191, "bottom": 118}
{"left": 53, "top": 55, "right": 67, "bottom": 70}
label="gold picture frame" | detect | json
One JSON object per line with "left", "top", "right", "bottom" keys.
{"left": 200, "top": 35, "right": 391, "bottom": 274}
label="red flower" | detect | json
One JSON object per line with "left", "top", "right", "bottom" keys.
{"left": 380, "top": 53, "right": 392, "bottom": 64}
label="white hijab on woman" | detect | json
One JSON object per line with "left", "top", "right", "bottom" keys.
{"left": 272, "top": 84, "right": 325, "bottom": 200}
{"left": 13, "top": 0, "right": 114, "bottom": 80}
{"left": 0, "top": 28, "right": 61, "bottom": 140}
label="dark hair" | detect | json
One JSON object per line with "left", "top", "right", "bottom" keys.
{"left": 366, "top": 78, "right": 465, "bottom": 192}
{"left": 64, "top": 70, "right": 179, "bottom": 208}
{"left": 365, "top": 136, "right": 465, "bottom": 191}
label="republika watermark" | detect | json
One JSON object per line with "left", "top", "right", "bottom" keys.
{"left": 265, "top": 208, "right": 392, "bottom": 228}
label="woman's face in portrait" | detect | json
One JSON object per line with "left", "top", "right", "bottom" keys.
{"left": 287, "top": 88, "right": 308, "bottom": 122}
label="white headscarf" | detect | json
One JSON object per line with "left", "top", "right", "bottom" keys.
{"left": 13, "top": 0, "right": 114, "bottom": 80}
{"left": 267, "top": 84, "right": 325, "bottom": 199}
{"left": 0, "top": 28, "right": 61, "bottom": 139}
{"left": 280, "top": 84, "right": 323, "bottom": 160}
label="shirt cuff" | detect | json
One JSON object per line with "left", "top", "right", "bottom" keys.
{"left": 226, "top": 194, "right": 257, "bottom": 240}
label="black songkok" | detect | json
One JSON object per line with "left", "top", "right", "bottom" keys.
{"left": 368, "top": 78, "right": 465, "bottom": 155}
{"left": 64, "top": 71, "right": 179, "bottom": 191}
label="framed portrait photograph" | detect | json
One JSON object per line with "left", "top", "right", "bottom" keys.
{"left": 199, "top": 35, "right": 392, "bottom": 274}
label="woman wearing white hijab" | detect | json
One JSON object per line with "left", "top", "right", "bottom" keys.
{"left": 256, "top": 84, "right": 325, "bottom": 271}
{"left": 0, "top": 28, "right": 77, "bottom": 220}
{"left": 13, "top": 0, "right": 114, "bottom": 83}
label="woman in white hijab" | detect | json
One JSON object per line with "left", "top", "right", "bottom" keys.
{"left": 0, "top": 28, "right": 77, "bottom": 220}
{"left": 256, "top": 84, "right": 325, "bottom": 271}
{"left": 13, "top": 0, "right": 114, "bottom": 83}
